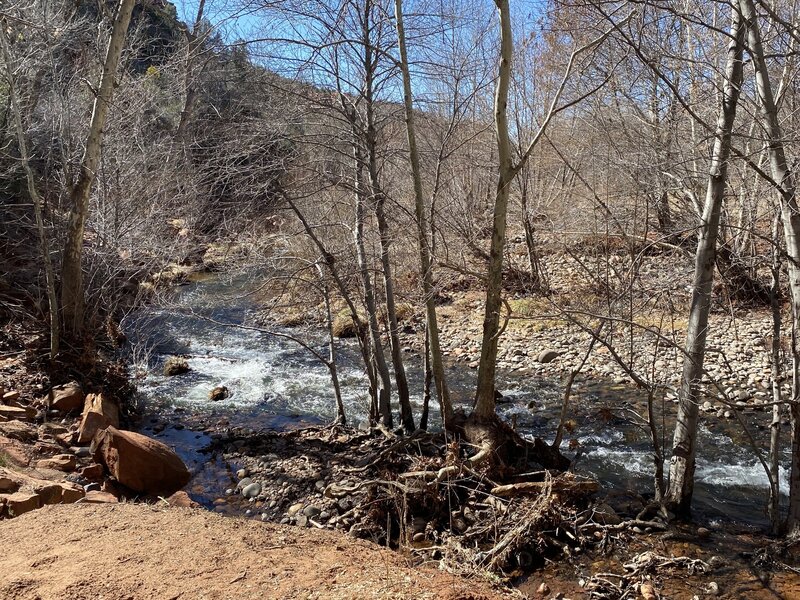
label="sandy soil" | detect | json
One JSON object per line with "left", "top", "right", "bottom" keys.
{"left": 0, "top": 504, "right": 507, "bottom": 600}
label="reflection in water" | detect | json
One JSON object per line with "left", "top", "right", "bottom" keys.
{"left": 126, "top": 275, "right": 789, "bottom": 527}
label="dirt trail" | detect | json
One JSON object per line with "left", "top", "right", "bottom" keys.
{"left": 0, "top": 504, "right": 505, "bottom": 600}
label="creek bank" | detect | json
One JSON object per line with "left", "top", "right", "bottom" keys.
{"left": 0, "top": 370, "right": 192, "bottom": 520}
{"left": 0, "top": 503, "right": 510, "bottom": 600}
{"left": 196, "top": 423, "right": 800, "bottom": 599}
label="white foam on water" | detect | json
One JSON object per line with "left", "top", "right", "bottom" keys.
{"left": 696, "top": 458, "right": 789, "bottom": 491}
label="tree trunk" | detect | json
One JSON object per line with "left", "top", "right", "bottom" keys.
{"left": 175, "top": 0, "right": 206, "bottom": 143}
{"left": 769, "top": 213, "right": 783, "bottom": 533}
{"left": 352, "top": 139, "right": 393, "bottom": 428}
{"left": 473, "top": 0, "right": 515, "bottom": 419}
{"left": 283, "top": 193, "right": 379, "bottom": 421}
{"left": 61, "top": 0, "right": 136, "bottom": 334}
{"left": 393, "top": 0, "right": 452, "bottom": 425}
{"left": 0, "top": 21, "right": 60, "bottom": 359}
{"left": 737, "top": 0, "right": 800, "bottom": 534}
{"left": 318, "top": 264, "right": 346, "bottom": 425}
{"left": 665, "top": 6, "right": 745, "bottom": 515}
{"left": 372, "top": 190, "right": 414, "bottom": 432}
{"left": 420, "top": 324, "right": 431, "bottom": 431}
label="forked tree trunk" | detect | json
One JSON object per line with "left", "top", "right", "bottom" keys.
{"left": 393, "top": 0, "right": 452, "bottom": 424}
{"left": 738, "top": 0, "right": 800, "bottom": 534}
{"left": 473, "top": 0, "right": 515, "bottom": 419}
{"left": 665, "top": 7, "right": 745, "bottom": 515}
{"left": 61, "top": 0, "right": 135, "bottom": 334}
{"left": 1, "top": 21, "right": 60, "bottom": 358}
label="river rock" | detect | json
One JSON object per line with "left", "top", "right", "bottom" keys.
{"left": 36, "top": 454, "right": 77, "bottom": 472}
{"left": 49, "top": 382, "right": 84, "bottom": 413}
{"left": 242, "top": 482, "right": 261, "bottom": 499}
{"left": 91, "top": 426, "right": 191, "bottom": 495}
{"left": 639, "top": 582, "right": 657, "bottom": 600}
{"left": 0, "top": 405, "right": 34, "bottom": 422}
{"left": 83, "top": 490, "right": 119, "bottom": 503}
{"left": 706, "top": 581, "right": 720, "bottom": 596}
{"left": 537, "top": 349, "right": 561, "bottom": 364}
{"left": 0, "top": 473, "right": 19, "bottom": 493}
{"left": 302, "top": 504, "right": 321, "bottom": 518}
{"left": 0, "top": 420, "right": 37, "bottom": 442}
{"left": 80, "top": 463, "right": 105, "bottom": 482}
{"left": 287, "top": 502, "right": 303, "bottom": 517}
{"left": 208, "top": 386, "right": 229, "bottom": 401}
{"left": 167, "top": 490, "right": 200, "bottom": 508}
{"left": 1, "top": 491, "right": 41, "bottom": 517}
{"left": 163, "top": 356, "right": 190, "bottom": 376}
{"left": 592, "top": 502, "right": 622, "bottom": 525}
{"left": 77, "top": 393, "right": 120, "bottom": 445}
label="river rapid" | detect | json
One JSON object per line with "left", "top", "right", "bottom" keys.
{"left": 125, "top": 274, "right": 790, "bottom": 529}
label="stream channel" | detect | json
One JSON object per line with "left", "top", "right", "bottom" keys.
{"left": 125, "top": 274, "right": 789, "bottom": 530}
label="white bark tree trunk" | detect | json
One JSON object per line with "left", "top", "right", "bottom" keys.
{"left": 61, "top": 0, "right": 136, "bottom": 334}
{"left": 665, "top": 6, "right": 745, "bottom": 514}
{"left": 473, "top": 0, "right": 515, "bottom": 418}
{"left": 393, "top": 0, "right": 452, "bottom": 424}
{"left": 737, "top": 0, "right": 800, "bottom": 534}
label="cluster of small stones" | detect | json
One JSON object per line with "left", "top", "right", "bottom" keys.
{"left": 211, "top": 434, "right": 361, "bottom": 532}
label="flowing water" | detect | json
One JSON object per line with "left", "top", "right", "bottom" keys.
{"left": 126, "top": 274, "right": 789, "bottom": 528}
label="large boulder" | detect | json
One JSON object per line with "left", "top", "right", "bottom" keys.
{"left": 77, "top": 393, "right": 120, "bottom": 445}
{"left": 91, "top": 427, "right": 190, "bottom": 496}
{"left": 49, "top": 382, "right": 84, "bottom": 413}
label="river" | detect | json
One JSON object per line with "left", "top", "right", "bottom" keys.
{"left": 125, "top": 273, "right": 789, "bottom": 529}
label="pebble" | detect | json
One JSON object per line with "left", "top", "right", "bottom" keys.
{"left": 242, "top": 482, "right": 261, "bottom": 499}
{"left": 706, "top": 581, "right": 720, "bottom": 596}
{"left": 536, "top": 582, "right": 550, "bottom": 596}
{"left": 236, "top": 468, "right": 248, "bottom": 479}
{"left": 302, "top": 505, "right": 321, "bottom": 518}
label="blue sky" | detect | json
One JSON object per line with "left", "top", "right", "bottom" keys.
{"left": 172, "top": 0, "right": 263, "bottom": 39}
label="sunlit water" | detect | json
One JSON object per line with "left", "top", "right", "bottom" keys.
{"left": 126, "top": 275, "right": 789, "bottom": 527}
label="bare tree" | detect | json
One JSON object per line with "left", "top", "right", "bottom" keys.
{"left": 665, "top": 5, "right": 746, "bottom": 515}
{"left": 0, "top": 18, "right": 60, "bottom": 358}
{"left": 61, "top": 0, "right": 136, "bottom": 334}
{"left": 394, "top": 0, "right": 452, "bottom": 423}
